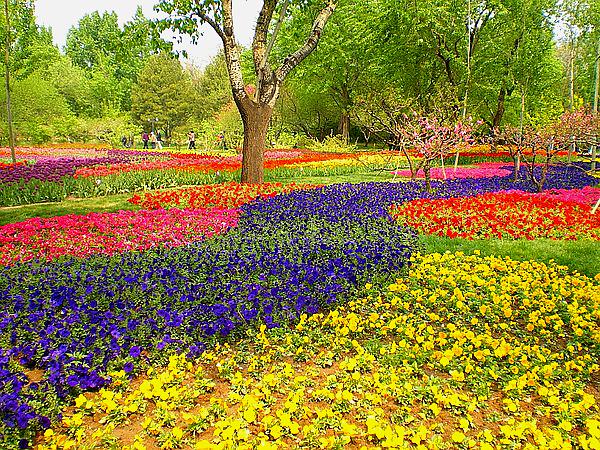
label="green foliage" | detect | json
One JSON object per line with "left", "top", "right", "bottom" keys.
{"left": 191, "top": 52, "right": 232, "bottom": 121}
{"left": 131, "top": 53, "right": 196, "bottom": 138}
{"left": 75, "top": 113, "right": 141, "bottom": 147}
{"left": 0, "top": 75, "right": 76, "bottom": 144}
{"left": 64, "top": 8, "right": 173, "bottom": 112}
{"left": 39, "top": 56, "right": 94, "bottom": 116}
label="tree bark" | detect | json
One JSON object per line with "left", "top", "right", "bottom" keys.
{"left": 512, "top": 154, "right": 520, "bottom": 182}
{"left": 338, "top": 113, "right": 350, "bottom": 143}
{"left": 198, "top": 0, "right": 336, "bottom": 184}
{"left": 492, "top": 86, "right": 507, "bottom": 130}
{"left": 239, "top": 100, "right": 273, "bottom": 183}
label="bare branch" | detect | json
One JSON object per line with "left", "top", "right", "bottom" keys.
{"left": 263, "top": 0, "right": 289, "bottom": 67}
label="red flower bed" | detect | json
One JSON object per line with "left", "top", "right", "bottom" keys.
{"left": 0, "top": 161, "right": 27, "bottom": 169}
{"left": 128, "top": 182, "right": 322, "bottom": 210}
{"left": 390, "top": 192, "right": 600, "bottom": 240}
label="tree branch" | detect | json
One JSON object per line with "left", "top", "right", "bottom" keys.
{"left": 220, "top": 0, "right": 246, "bottom": 103}
{"left": 252, "top": 0, "right": 277, "bottom": 72}
{"left": 275, "top": 0, "right": 336, "bottom": 82}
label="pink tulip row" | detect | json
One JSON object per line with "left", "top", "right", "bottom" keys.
{"left": 392, "top": 162, "right": 512, "bottom": 179}
{"left": 0, "top": 208, "right": 240, "bottom": 265}
{"left": 0, "top": 146, "right": 109, "bottom": 160}
{"left": 500, "top": 186, "right": 600, "bottom": 206}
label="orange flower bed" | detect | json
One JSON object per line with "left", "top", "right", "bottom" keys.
{"left": 128, "top": 182, "right": 322, "bottom": 210}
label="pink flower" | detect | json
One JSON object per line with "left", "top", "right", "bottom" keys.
{"left": 0, "top": 208, "right": 240, "bottom": 265}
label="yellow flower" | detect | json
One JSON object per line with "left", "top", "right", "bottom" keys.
{"left": 559, "top": 420, "right": 573, "bottom": 432}
{"left": 452, "top": 431, "right": 466, "bottom": 443}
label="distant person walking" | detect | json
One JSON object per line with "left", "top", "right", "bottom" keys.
{"left": 142, "top": 131, "right": 149, "bottom": 149}
{"left": 188, "top": 130, "right": 196, "bottom": 150}
{"left": 150, "top": 132, "right": 158, "bottom": 149}
{"left": 156, "top": 131, "right": 163, "bottom": 150}
{"left": 217, "top": 131, "right": 228, "bottom": 150}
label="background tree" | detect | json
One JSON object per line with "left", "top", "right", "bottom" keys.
{"left": 157, "top": 0, "right": 337, "bottom": 183}
{"left": 1, "top": 0, "right": 43, "bottom": 160}
{"left": 131, "top": 53, "right": 195, "bottom": 139}
{"left": 190, "top": 52, "right": 232, "bottom": 121}
{"left": 65, "top": 9, "right": 172, "bottom": 112}
{"left": 274, "top": 0, "right": 374, "bottom": 143}
{"left": 521, "top": 108, "right": 595, "bottom": 191}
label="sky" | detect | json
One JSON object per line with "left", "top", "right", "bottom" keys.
{"left": 34, "top": 0, "right": 263, "bottom": 68}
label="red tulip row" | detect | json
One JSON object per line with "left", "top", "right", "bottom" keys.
{"left": 74, "top": 150, "right": 361, "bottom": 178}
{"left": 390, "top": 192, "right": 600, "bottom": 240}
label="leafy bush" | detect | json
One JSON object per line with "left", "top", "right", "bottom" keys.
{"left": 307, "top": 135, "right": 358, "bottom": 153}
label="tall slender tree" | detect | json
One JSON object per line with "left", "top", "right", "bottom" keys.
{"left": 2, "top": 0, "right": 35, "bottom": 162}
{"left": 3, "top": 0, "right": 15, "bottom": 162}
{"left": 157, "top": 0, "right": 337, "bottom": 183}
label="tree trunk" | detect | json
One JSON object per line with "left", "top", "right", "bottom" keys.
{"left": 424, "top": 166, "right": 432, "bottom": 192}
{"left": 335, "top": 83, "right": 351, "bottom": 144}
{"left": 338, "top": 113, "right": 350, "bottom": 144}
{"left": 512, "top": 154, "right": 520, "bottom": 182}
{"left": 240, "top": 101, "right": 273, "bottom": 184}
{"left": 492, "top": 86, "right": 507, "bottom": 130}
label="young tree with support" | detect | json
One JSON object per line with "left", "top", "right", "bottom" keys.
{"left": 493, "top": 125, "right": 527, "bottom": 182}
{"left": 520, "top": 108, "right": 595, "bottom": 192}
{"left": 156, "top": 0, "right": 336, "bottom": 183}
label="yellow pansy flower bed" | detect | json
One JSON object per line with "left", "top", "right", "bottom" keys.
{"left": 37, "top": 253, "right": 599, "bottom": 450}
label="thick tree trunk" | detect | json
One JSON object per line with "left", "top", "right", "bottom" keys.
{"left": 492, "top": 86, "right": 507, "bottom": 130}
{"left": 240, "top": 102, "right": 273, "bottom": 184}
{"left": 338, "top": 113, "right": 350, "bottom": 144}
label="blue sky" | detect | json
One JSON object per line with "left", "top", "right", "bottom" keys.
{"left": 35, "top": 0, "right": 263, "bottom": 68}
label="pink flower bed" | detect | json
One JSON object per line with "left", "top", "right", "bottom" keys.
{"left": 392, "top": 162, "right": 512, "bottom": 179}
{"left": 0, "top": 208, "right": 239, "bottom": 265}
{"left": 500, "top": 186, "right": 600, "bottom": 206}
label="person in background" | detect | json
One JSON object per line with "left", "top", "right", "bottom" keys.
{"left": 150, "top": 131, "right": 158, "bottom": 149}
{"left": 188, "top": 130, "right": 196, "bottom": 150}
{"left": 121, "top": 136, "right": 127, "bottom": 148}
{"left": 217, "top": 131, "right": 228, "bottom": 150}
{"left": 156, "top": 131, "right": 163, "bottom": 150}
{"left": 142, "top": 131, "right": 149, "bottom": 149}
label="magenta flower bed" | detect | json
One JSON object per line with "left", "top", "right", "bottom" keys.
{"left": 0, "top": 208, "right": 240, "bottom": 265}
{"left": 500, "top": 186, "right": 600, "bottom": 206}
{"left": 392, "top": 162, "right": 512, "bottom": 179}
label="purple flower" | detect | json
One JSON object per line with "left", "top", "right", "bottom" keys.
{"left": 129, "top": 346, "right": 141, "bottom": 358}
